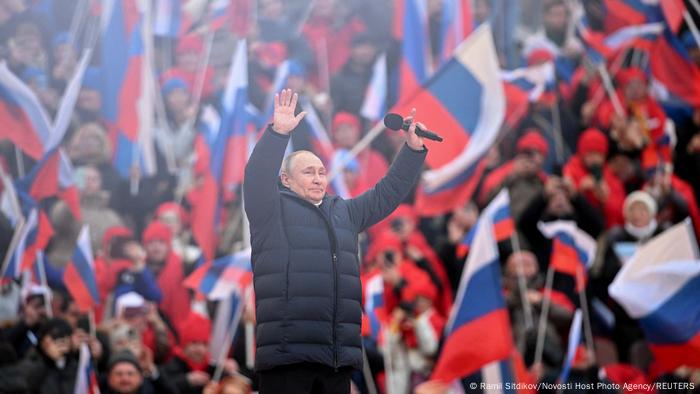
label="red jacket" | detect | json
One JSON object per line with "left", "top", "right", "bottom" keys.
{"left": 564, "top": 155, "right": 626, "bottom": 228}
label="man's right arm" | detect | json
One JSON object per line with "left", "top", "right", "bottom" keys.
{"left": 244, "top": 89, "right": 306, "bottom": 224}
{"left": 243, "top": 126, "right": 290, "bottom": 224}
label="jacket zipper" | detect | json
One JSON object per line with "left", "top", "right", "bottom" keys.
{"left": 281, "top": 193, "right": 340, "bottom": 370}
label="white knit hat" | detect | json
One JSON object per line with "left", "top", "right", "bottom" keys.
{"left": 624, "top": 191, "right": 658, "bottom": 217}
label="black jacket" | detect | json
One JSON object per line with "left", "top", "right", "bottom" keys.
{"left": 244, "top": 126, "right": 426, "bottom": 371}
{"left": 20, "top": 348, "right": 78, "bottom": 394}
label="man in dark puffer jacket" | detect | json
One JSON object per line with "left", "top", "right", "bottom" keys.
{"left": 244, "top": 89, "right": 428, "bottom": 394}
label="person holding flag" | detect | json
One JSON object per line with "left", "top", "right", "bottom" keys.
{"left": 244, "top": 89, "right": 428, "bottom": 394}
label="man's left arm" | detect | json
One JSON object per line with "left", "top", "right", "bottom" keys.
{"left": 347, "top": 111, "right": 427, "bottom": 231}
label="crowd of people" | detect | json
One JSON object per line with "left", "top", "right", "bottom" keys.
{"left": 0, "top": 0, "right": 699, "bottom": 393}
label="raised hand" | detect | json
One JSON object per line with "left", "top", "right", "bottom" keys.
{"left": 404, "top": 108, "right": 425, "bottom": 150}
{"left": 272, "top": 89, "right": 307, "bottom": 135}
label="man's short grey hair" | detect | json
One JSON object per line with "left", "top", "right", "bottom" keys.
{"left": 281, "top": 150, "right": 317, "bottom": 175}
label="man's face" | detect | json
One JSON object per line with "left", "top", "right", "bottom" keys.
{"left": 623, "top": 79, "right": 647, "bottom": 102}
{"left": 157, "top": 212, "right": 182, "bottom": 235}
{"left": 165, "top": 88, "right": 190, "bottom": 114}
{"left": 83, "top": 167, "right": 102, "bottom": 195}
{"left": 626, "top": 201, "right": 652, "bottom": 228}
{"left": 108, "top": 363, "right": 143, "bottom": 394}
{"left": 183, "top": 341, "right": 208, "bottom": 363}
{"left": 145, "top": 239, "right": 169, "bottom": 263}
{"left": 543, "top": 3, "right": 568, "bottom": 32}
{"left": 334, "top": 123, "right": 360, "bottom": 149}
{"left": 281, "top": 152, "right": 328, "bottom": 204}
{"left": 506, "top": 252, "right": 539, "bottom": 282}
{"left": 77, "top": 89, "right": 102, "bottom": 113}
{"left": 350, "top": 43, "right": 377, "bottom": 67}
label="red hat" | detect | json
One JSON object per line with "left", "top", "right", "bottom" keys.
{"left": 404, "top": 279, "right": 437, "bottom": 303}
{"left": 155, "top": 202, "right": 189, "bottom": 225}
{"left": 365, "top": 230, "right": 403, "bottom": 264}
{"left": 102, "top": 226, "right": 133, "bottom": 255}
{"left": 176, "top": 35, "right": 204, "bottom": 55}
{"left": 516, "top": 129, "right": 549, "bottom": 156}
{"left": 178, "top": 312, "right": 211, "bottom": 347}
{"left": 616, "top": 67, "right": 647, "bottom": 87}
{"left": 253, "top": 41, "right": 287, "bottom": 67}
{"left": 577, "top": 128, "right": 608, "bottom": 156}
{"left": 527, "top": 48, "right": 555, "bottom": 65}
{"left": 332, "top": 112, "right": 361, "bottom": 133}
{"left": 142, "top": 221, "right": 172, "bottom": 244}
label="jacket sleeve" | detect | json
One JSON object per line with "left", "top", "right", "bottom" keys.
{"left": 347, "top": 144, "right": 426, "bottom": 232}
{"left": 243, "top": 125, "right": 290, "bottom": 227}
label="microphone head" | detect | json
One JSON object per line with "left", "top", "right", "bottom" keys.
{"left": 383, "top": 113, "right": 404, "bottom": 131}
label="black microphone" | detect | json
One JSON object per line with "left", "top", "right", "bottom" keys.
{"left": 383, "top": 113, "right": 443, "bottom": 142}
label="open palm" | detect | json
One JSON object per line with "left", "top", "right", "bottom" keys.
{"left": 272, "top": 89, "right": 307, "bottom": 134}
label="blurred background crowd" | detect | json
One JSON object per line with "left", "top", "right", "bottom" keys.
{"left": 0, "top": 0, "right": 699, "bottom": 393}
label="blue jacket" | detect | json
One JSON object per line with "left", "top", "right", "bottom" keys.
{"left": 244, "top": 126, "right": 426, "bottom": 371}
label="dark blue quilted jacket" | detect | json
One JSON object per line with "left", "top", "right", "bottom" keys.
{"left": 243, "top": 126, "right": 426, "bottom": 371}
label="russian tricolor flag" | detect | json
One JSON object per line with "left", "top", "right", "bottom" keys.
{"left": 74, "top": 342, "right": 101, "bottom": 394}
{"left": 184, "top": 249, "right": 252, "bottom": 300}
{"left": 436, "top": 0, "right": 472, "bottom": 66}
{"left": 0, "top": 62, "right": 51, "bottom": 160}
{"left": 363, "top": 272, "right": 385, "bottom": 341}
{"left": 13, "top": 50, "right": 90, "bottom": 221}
{"left": 153, "top": 0, "right": 181, "bottom": 38}
{"left": 609, "top": 219, "right": 700, "bottom": 372}
{"left": 100, "top": 0, "right": 157, "bottom": 178}
{"left": 464, "top": 350, "right": 535, "bottom": 394}
{"left": 432, "top": 189, "right": 514, "bottom": 382}
{"left": 360, "top": 53, "right": 387, "bottom": 122}
{"left": 601, "top": 0, "right": 665, "bottom": 34}
{"left": 209, "top": 288, "right": 245, "bottom": 364}
{"left": 0, "top": 169, "right": 22, "bottom": 228}
{"left": 17, "top": 150, "right": 82, "bottom": 221}
{"left": 538, "top": 220, "right": 597, "bottom": 293}
{"left": 396, "top": 24, "right": 504, "bottom": 216}
{"left": 501, "top": 61, "right": 556, "bottom": 103}
{"left": 396, "top": 0, "right": 432, "bottom": 103}
{"left": 457, "top": 193, "right": 513, "bottom": 257}
{"left": 64, "top": 226, "right": 100, "bottom": 313}
{"left": 1, "top": 208, "right": 54, "bottom": 280}
{"left": 189, "top": 39, "right": 249, "bottom": 260}
{"left": 558, "top": 309, "right": 584, "bottom": 383}
{"left": 650, "top": 27, "right": 700, "bottom": 108}
{"left": 257, "top": 60, "right": 291, "bottom": 130}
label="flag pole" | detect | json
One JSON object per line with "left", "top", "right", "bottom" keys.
{"left": 88, "top": 310, "right": 97, "bottom": 339}
{"left": 328, "top": 121, "right": 385, "bottom": 181}
{"left": 683, "top": 10, "right": 700, "bottom": 50}
{"left": 293, "top": 0, "right": 317, "bottom": 37}
{"left": 212, "top": 289, "right": 248, "bottom": 382}
{"left": 362, "top": 347, "right": 379, "bottom": 394}
{"left": 67, "top": 0, "right": 89, "bottom": 50}
{"left": 0, "top": 217, "right": 26, "bottom": 279}
{"left": 130, "top": 140, "right": 140, "bottom": 196}
{"left": 185, "top": 28, "right": 215, "bottom": 132}
{"left": 36, "top": 251, "right": 53, "bottom": 318}
{"left": 316, "top": 38, "right": 332, "bottom": 128}
{"left": 509, "top": 233, "right": 535, "bottom": 333}
{"left": 533, "top": 265, "right": 555, "bottom": 366}
{"left": 596, "top": 63, "right": 625, "bottom": 117}
{"left": 551, "top": 92, "right": 566, "bottom": 165}
{"left": 576, "top": 266, "right": 597, "bottom": 365}
{"left": 14, "top": 147, "right": 25, "bottom": 178}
